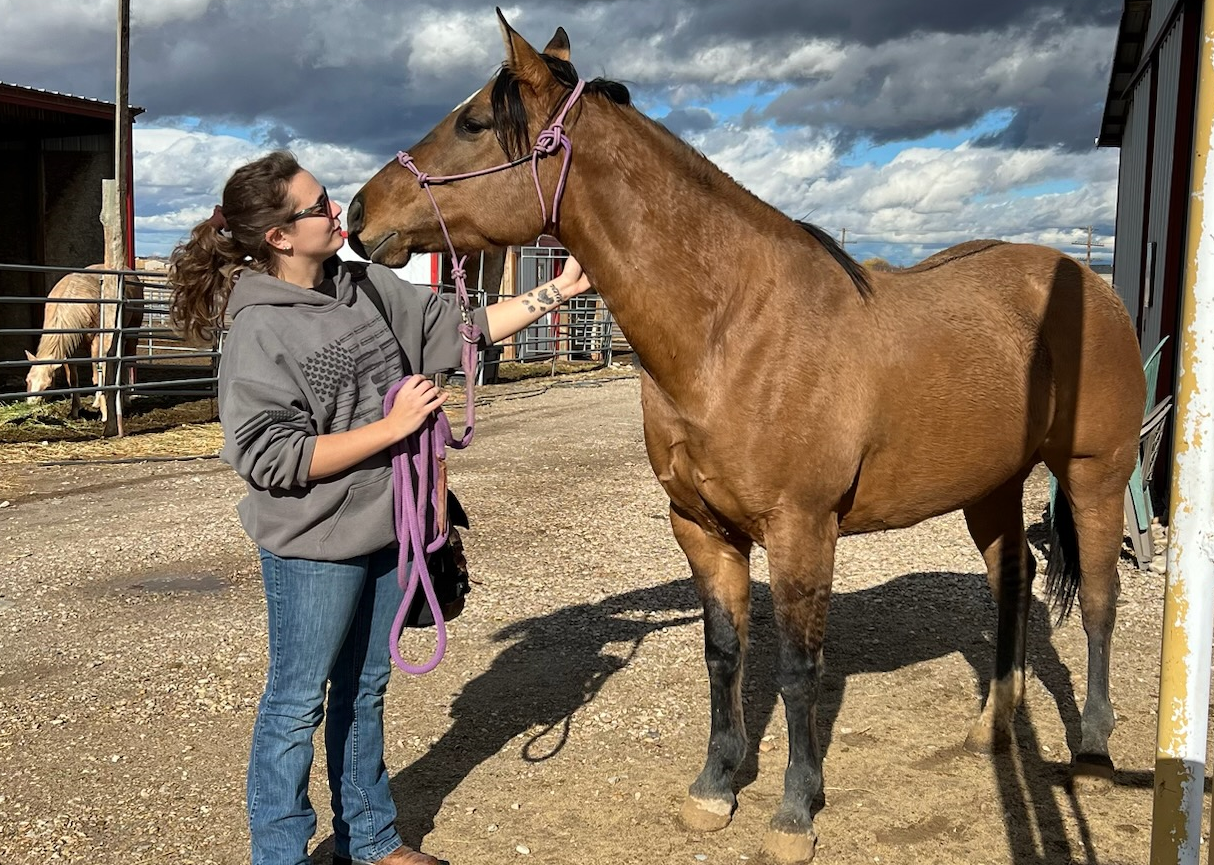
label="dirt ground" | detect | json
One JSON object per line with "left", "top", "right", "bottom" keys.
{"left": 0, "top": 373, "right": 1209, "bottom": 865}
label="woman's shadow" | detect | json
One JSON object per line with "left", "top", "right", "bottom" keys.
{"left": 312, "top": 566, "right": 1105, "bottom": 864}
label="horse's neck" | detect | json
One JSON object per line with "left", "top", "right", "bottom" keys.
{"left": 557, "top": 111, "right": 795, "bottom": 390}
{"left": 36, "top": 331, "right": 82, "bottom": 362}
{"left": 37, "top": 303, "right": 90, "bottom": 360}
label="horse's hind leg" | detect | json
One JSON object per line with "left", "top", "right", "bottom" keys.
{"left": 759, "top": 514, "right": 838, "bottom": 865}
{"left": 1047, "top": 456, "right": 1128, "bottom": 783}
{"left": 670, "top": 505, "right": 752, "bottom": 833}
{"left": 962, "top": 476, "right": 1034, "bottom": 754}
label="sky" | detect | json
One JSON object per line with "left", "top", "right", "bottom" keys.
{"left": 1, "top": 0, "right": 1124, "bottom": 266}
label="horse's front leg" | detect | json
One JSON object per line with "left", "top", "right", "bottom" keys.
{"left": 761, "top": 514, "right": 838, "bottom": 865}
{"left": 65, "top": 361, "right": 81, "bottom": 419}
{"left": 669, "top": 504, "right": 752, "bottom": 833}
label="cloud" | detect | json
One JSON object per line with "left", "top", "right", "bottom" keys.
{"left": 0, "top": 0, "right": 1123, "bottom": 263}
{"left": 760, "top": 24, "right": 1115, "bottom": 150}
{"left": 651, "top": 0, "right": 1119, "bottom": 48}
{"left": 657, "top": 107, "right": 718, "bottom": 137}
{"left": 1, "top": 0, "right": 1121, "bottom": 154}
{"left": 132, "top": 125, "right": 385, "bottom": 253}
{"left": 678, "top": 124, "right": 1118, "bottom": 263}
{"left": 131, "top": 118, "right": 1118, "bottom": 267}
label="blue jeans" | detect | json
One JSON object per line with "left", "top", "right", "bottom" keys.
{"left": 248, "top": 546, "right": 406, "bottom": 865}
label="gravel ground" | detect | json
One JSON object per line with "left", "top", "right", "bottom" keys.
{"left": 0, "top": 373, "right": 1209, "bottom": 865}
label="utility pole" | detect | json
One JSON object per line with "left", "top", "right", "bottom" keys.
{"left": 100, "top": 0, "right": 130, "bottom": 436}
{"left": 1073, "top": 225, "right": 1106, "bottom": 266}
{"left": 840, "top": 227, "right": 847, "bottom": 250}
{"left": 115, "top": 0, "right": 129, "bottom": 266}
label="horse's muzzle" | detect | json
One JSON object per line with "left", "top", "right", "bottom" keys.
{"left": 345, "top": 194, "right": 370, "bottom": 258}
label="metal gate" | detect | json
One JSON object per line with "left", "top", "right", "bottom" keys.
{"left": 515, "top": 244, "right": 613, "bottom": 363}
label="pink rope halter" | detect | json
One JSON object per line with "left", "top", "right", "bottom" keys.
{"left": 386, "top": 80, "right": 586, "bottom": 675}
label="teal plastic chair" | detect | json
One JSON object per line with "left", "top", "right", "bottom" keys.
{"left": 1048, "top": 336, "right": 1171, "bottom": 569}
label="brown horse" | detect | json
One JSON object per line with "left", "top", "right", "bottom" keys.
{"left": 25, "top": 266, "right": 144, "bottom": 418}
{"left": 348, "top": 14, "right": 1145, "bottom": 863}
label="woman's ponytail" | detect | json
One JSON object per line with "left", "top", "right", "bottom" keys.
{"left": 167, "top": 151, "right": 302, "bottom": 344}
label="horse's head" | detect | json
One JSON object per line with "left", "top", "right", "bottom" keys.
{"left": 24, "top": 350, "right": 58, "bottom": 403}
{"left": 348, "top": 9, "right": 607, "bottom": 266}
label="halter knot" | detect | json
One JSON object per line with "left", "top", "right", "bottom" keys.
{"left": 533, "top": 126, "right": 565, "bottom": 156}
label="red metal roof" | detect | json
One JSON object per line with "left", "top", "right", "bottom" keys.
{"left": 0, "top": 81, "right": 144, "bottom": 120}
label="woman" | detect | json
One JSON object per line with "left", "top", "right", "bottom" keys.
{"left": 169, "top": 150, "right": 590, "bottom": 865}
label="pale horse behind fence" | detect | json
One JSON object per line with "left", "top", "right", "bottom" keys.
{"left": 24, "top": 265, "right": 144, "bottom": 418}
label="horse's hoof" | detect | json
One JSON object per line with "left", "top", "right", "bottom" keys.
{"left": 1071, "top": 755, "right": 1114, "bottom": 793}
{"left": 963, "top": 723, "right": 1012, "bottom": 755}
{"left": 760, "top": 828, "right": 817, "bottom": 864}
{"left": 679, "top": 795, "right": 735, "bottom": 832}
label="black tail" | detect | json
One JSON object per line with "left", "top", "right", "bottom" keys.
{"left": 1044, "top": 491, "right": 1081, "bottom": 622}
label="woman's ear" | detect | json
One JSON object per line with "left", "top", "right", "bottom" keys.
{"left": 265, "top": 226, "right": 292, "bottom": 253}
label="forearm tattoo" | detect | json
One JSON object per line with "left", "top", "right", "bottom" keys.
{"left": 535, "top": 282, "right": 563, "bottom": 307}
{"left": 521, "top": 281, "right": 564, "bottom": 314}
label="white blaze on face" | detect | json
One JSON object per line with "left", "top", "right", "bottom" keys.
{"left": 451, "top": 89, "right": 480, "bottom": 114}
{"left": 25, "top": 361, "right": 56, "bottom": 401}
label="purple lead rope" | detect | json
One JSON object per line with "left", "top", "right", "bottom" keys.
{"left": 385, "top": 80, "right": 586, "bottom": 675}
{"left": 385, "top": 333, "right": 478, "bottom": 676}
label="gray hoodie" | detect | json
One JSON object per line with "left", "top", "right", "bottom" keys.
{"left": 217, "top": 259, "right": 489, "bottom": 560}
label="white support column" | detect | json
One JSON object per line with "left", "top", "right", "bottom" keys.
{"left": 1150, "top": 1, "right": 1214, "bottom": 862}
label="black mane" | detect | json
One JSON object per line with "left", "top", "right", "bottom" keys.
{"left": 490, "top": 58, "right": 870, "bottom": 299}
{"left": 795, "top": 221, "right": 873, "bottom": 298}
{"left": 491, "top": 56, "right": 630, "bottom": 160}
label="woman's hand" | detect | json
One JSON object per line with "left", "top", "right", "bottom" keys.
{"left": 307, "top": 375, "right": 447, "bottom": 479}
{"left": 555, "top": 255, "right": 592, "bottom": 299}
{"left": 385, "top": 375, "right": 448, "bottom": 441}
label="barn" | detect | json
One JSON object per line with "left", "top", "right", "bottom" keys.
{"left": 0, "top": 82, "right": 141, "bottom": 368}
{"left": 1097, "top": 0, "right": 1203, "bottom": 505}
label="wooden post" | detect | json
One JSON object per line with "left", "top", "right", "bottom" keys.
{"left": 99, "top": 0, "right": 131, "bottom": 437}
{"left": 500, "top": 247, "right": 518, "bottom": 361}
{"left": 100, "top": 181, "right": 124, "bottom": 436}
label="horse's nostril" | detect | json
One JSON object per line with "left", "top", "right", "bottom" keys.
{"left": 347, "top": 194, "right": 364, "bottom": 233}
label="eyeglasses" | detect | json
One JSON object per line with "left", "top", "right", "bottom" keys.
{"left": 287, "top": 187, "right": 332, "bottom": 222}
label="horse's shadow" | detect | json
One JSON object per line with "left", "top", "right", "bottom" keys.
{"left": 311, "top": 569, "right": 1114, "bottom": 864}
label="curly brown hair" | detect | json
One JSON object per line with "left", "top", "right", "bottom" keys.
{"left": 167, "top": 151, "right": 301, "bottom": 344}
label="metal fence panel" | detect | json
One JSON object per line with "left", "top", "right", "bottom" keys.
{"left": 0, "top": 263, "right": 220, "bottom": 413}
{"left": 1, "top": 251, "right": 617, "bottom": 429}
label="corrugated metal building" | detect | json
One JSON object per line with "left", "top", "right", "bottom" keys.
{"left": 0, "top": 83, "right": 141, "bottom": 364}
{"left": 1099, "top": 0, "right": 1203, "bottom": 503}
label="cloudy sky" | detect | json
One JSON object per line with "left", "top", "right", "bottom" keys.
{"left": 2, "top": 0, "right": 1123, "bottom": 265}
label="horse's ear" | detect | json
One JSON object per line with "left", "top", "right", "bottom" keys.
{"left": 24, "top": 350, "right": 36, "bottom": 362}
{"left": 496, "top": 7, "right": 555, "bottom": 89}
{"left": 542, "top": 27, "right": 571, "bottom": 61}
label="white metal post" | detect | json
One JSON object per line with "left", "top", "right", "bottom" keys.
{"left": 1150, "top": 0, "right": 1214, "bottom": 861}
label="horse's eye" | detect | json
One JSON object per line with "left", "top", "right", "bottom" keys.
{"left": 459, "top": 115, "right": 489, "bottom": 135}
